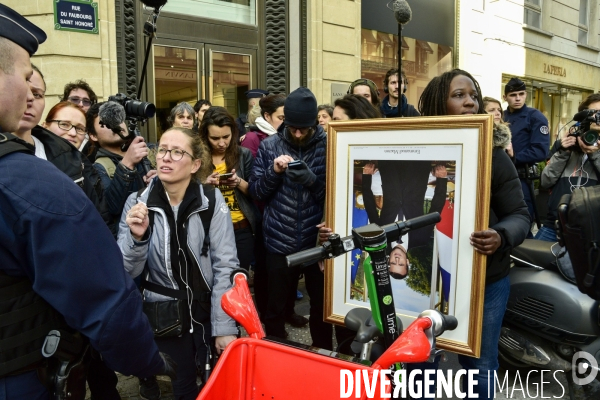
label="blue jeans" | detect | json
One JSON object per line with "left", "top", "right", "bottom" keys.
{"left": 534, "top": 225, "right": 557, "bottom": 242}
{"left": 406, "top": 276, "right": 511, "bottom": 400}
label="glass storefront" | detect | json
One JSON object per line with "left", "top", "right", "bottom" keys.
{"left": 162, "top": 0, "right": 256, "bottom": 25}
{"left": 500, "top": 76, "right": 593, "bottom": 144}
{"left": 151, "top": 44, "right": 253, "bottom": 139}
{"left": 360, "top": 29, "right": 453, "bottom": 108}
{"left": 153, "top": 45, "right": 199, "bottom": 137}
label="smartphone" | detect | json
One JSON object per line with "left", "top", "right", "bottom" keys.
{"left": 287, "top": 160, "right": 303, "bottom": 170}
{"left": 219, "top": 172, "right": 233, "bottom": 181}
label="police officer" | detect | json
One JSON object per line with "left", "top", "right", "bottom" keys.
{"left": 236, "top": 88, "right": 269, "bottom": 136}
{"left": 0, "top": 5, "right": 175, "bottom": 398}
{"left": 503, "top": 77, "right": 549, "bottom": 235}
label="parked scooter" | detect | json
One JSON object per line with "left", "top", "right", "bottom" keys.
{"left": 499, "top": 239, "right": 600, "bottom": 396}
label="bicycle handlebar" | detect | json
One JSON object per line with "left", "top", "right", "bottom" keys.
{"left": 285, "top": 246, "right": 330, "bottom": 268}
{"left": 286, "top": 212, "right": 441, "bottom": 268}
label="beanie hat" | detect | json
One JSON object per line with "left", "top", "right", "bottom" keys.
{"left": 504, "top": 77, "right": 526, "bottom": 94}
{"left": 284, "top": 87, "right": 318, "bottom": 128}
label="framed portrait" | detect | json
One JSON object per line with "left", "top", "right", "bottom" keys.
{"left": 324, "top": 115, "right": 494, "bottom": 357}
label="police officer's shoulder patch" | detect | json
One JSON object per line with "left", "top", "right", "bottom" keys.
{"left": 540, "top": 126, "right": 549, "bottom": 135}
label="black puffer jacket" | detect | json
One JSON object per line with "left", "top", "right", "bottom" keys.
{"left": 486, "top": 123, "right": 530, "bottom": 284}
{"left": 249, "top": 124, "right": 327, "bottom": 255}
{"left": 26, "top": 126, "right": 109, "bottom": 223}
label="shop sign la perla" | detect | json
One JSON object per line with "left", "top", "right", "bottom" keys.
{"left": 543, "top": 63, "right": 566, "bottom": 77}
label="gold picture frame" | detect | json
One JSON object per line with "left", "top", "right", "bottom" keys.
{"left": 324, "top": 115, "right": 494, "bottom": 357}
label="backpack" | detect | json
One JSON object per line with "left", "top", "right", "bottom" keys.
{"left": 94, "top": 156, "right": 117, "bottom": 179}
{"left": 557, "top": 186, "right": 600, "bottom": 300}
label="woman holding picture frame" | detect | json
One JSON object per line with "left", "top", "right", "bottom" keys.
{"left": 408, "top": 69, "right": 530, "bottom": 400}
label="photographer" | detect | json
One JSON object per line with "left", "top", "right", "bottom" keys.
{"left": 87, "top": 102, "right": 156, "bottom": 237}
{"left": 537, "top": 93, "right": 600, "bottom": 242}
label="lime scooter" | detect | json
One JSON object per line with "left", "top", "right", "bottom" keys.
{"left": 285, "top": 212, "right": 451, "bottom": 363}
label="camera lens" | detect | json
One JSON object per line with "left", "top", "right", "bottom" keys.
{"left": 125, "top": 100, "right": 156, "bottom": 119}
{"left": 581, "top": 130, "right": 599, "bottom": 146}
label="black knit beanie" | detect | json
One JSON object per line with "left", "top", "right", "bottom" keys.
{"left": 284, "top": 87, "right": 318, "bottom": 128}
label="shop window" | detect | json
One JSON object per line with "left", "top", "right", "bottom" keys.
{"left": 360, "top": 29, "right": 452, "bottom": 107}
{"left": 523, "top": 0, "right": 542, "bottom": 29}
{"left": 162, "top": 0, "right": 256, "bottom": 25}
{"left": 579, "top": 0, "right": 589, "bottom": 45}
{"left": 153, "top": 45, "right": 199, "bottom": 137}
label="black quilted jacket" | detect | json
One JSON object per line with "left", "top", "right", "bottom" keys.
{"left": 249, "top": 124, "right": 327, "bottom": 255}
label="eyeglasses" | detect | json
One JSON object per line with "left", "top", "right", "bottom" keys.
{"left": 49, "top": 120, "right": 86, "bottom": 136}
{"left": 287, "top": 126, "right": 312, "bottom": 135}
{"left": 156, "top": 147, "right": 194, "bottom": 161}
{"left": 68, "top": 96, "right": 92, "bottom": 108}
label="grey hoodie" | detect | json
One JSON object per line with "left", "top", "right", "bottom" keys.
{"left": 117, "top": 178, "right": 238, "bottom": 337}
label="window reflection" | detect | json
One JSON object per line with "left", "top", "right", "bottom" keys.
{"left": 153, "top": 45, "right": 198, "bottom": 138}
{"left": 162, "top": 0, "right": 256, "bottom": 25}
{"left": 361, "top": 29, "right": 453, "bottom": 109}
{"left": 210, "top": 52, "right": 250, "bottom": 118}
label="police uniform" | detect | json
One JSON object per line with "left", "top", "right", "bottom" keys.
{"left": 503, "top": 79, "right": 550, "bottom": 225}
{"left": 236, "top": 89, "right": 269, "bottom": 135}
{"left": 0, "top": 5, "right": 171, "bottom": 398}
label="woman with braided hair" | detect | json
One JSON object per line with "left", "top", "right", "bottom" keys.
{"left": 408, "top": 69, "right": 530, "bottom": 400}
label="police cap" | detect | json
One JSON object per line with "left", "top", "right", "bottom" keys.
{"left": 245, "top": 89, "right": 269, "bottom": 99}
{"left": 0, "top": 4, "right": 47, "bottom": 56}
{"left": 504, "top": 77, "right": 526, "bottom": 95}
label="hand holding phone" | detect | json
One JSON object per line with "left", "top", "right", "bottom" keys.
{"left": 287, "top": 160, "right": 303, "bottom": 170}
{"left": 219, "top": 172, "right": 234, "bottom": 181}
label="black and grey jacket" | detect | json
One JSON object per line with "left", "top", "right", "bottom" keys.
{"left": 540, "top": 139, "right": 600, "bottom": 227}
{"left": 117, "top": 178, "right": 238, "bottom": 337}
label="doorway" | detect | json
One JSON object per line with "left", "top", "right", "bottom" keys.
{"left": 146, "top": 40, "right": 256, "bottom": 142}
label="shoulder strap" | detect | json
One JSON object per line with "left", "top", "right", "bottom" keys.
{"left": 0, "top": 133, "right": 32, "bottom": 159}
{"left": 199, "top": 184, "right": 216, "bottom": 257}
{"left": 95, "top": 156, "right": 117, "bottom": 179}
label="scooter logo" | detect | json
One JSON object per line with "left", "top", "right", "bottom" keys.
{"left": 572, "top": 351, "right": 599, "bottom": 385}
{"left": 383, "top": 295, "right": 392, "bottom": 305}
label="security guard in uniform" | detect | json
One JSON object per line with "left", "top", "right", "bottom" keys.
{"left": 0, "top": 5, "right": 175, "bottom": 398}
{"left": 503, "top": 77, "right": 550, "bottom": 235}
{"left": 236, "top": 88, "right": 269, "bottom": 136}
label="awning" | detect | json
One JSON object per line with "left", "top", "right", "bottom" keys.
{"left": 438, "top": 44, "right": 452, "bottom": 55}
{"left": 416, "top": 40, "right": 434, "bottom": 54}
{"left": 377, "top": 32, "right": 393, "bottom": 45}
{"left": 401, "top": 37, "right": 409, "bottom": 50}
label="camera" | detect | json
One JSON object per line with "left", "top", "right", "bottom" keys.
{"left": 570, "top": 109, "right": 600, "bottom": 146}
{"left": 108, "top": 93, "right": 156, "bottom": 120}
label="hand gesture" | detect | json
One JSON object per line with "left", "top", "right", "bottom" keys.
{"left": 433, "top": 164, "right": 447, "bottom": 178}
{"left": 126, "top": 203, "right": 149, "bottom": 241}
{"left": 215, "top": 335, "right": 236, "bottom": 355}
{"left": 205, "top": 171, "right": 219, "bottom": 186}
{"left": 143, "top": 169, "right": 157, "bottom": 184}
{"left": 316, "top": 222, "right": 333, "bottom": 244}
{"left": 362, "top": 162, "right": 377, "bottom": 175}
{"left": 223, "top": 169, "right": 240, "bottom": 188}
{"left": 506, "top": 142, "right": 514, "bottom": 158}
{"left": 122, "top": 136, "right": 148, "bottom": 169}
{"left": 560, "top": 136, "right": 577, "bottom": 151}
{"left": 274, "top": 155, "right": 294, "bottom": 174}
{"left": 577, "top": 136, "right": 600, "bottom": 154}
{"left": 470, "top": 229, "right": 501, "bottom": 255}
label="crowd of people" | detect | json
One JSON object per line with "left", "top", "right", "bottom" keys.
{"left": 1, "top": 4, "right": 600, "bottom": 400}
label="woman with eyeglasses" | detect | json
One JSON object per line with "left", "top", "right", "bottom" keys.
{"left": 12, "top": 66, "right": 114, "bottom": 397}
{"left": 118, "top": 127, "right": 238, "bottom": 399}
{"left": 199, "top": 107, "right": 260, "bottom": 275}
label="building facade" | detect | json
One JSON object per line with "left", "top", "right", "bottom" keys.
{"left": 9, "top": 0, "right": 600, "bottom": 145}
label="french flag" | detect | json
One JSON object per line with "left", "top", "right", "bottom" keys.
{"left": 435, "top": 200, "right": 454, "bottom": 302}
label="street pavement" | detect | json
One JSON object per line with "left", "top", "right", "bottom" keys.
{"left": 94, "top": 275, "right": 598, "bottom": 399}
